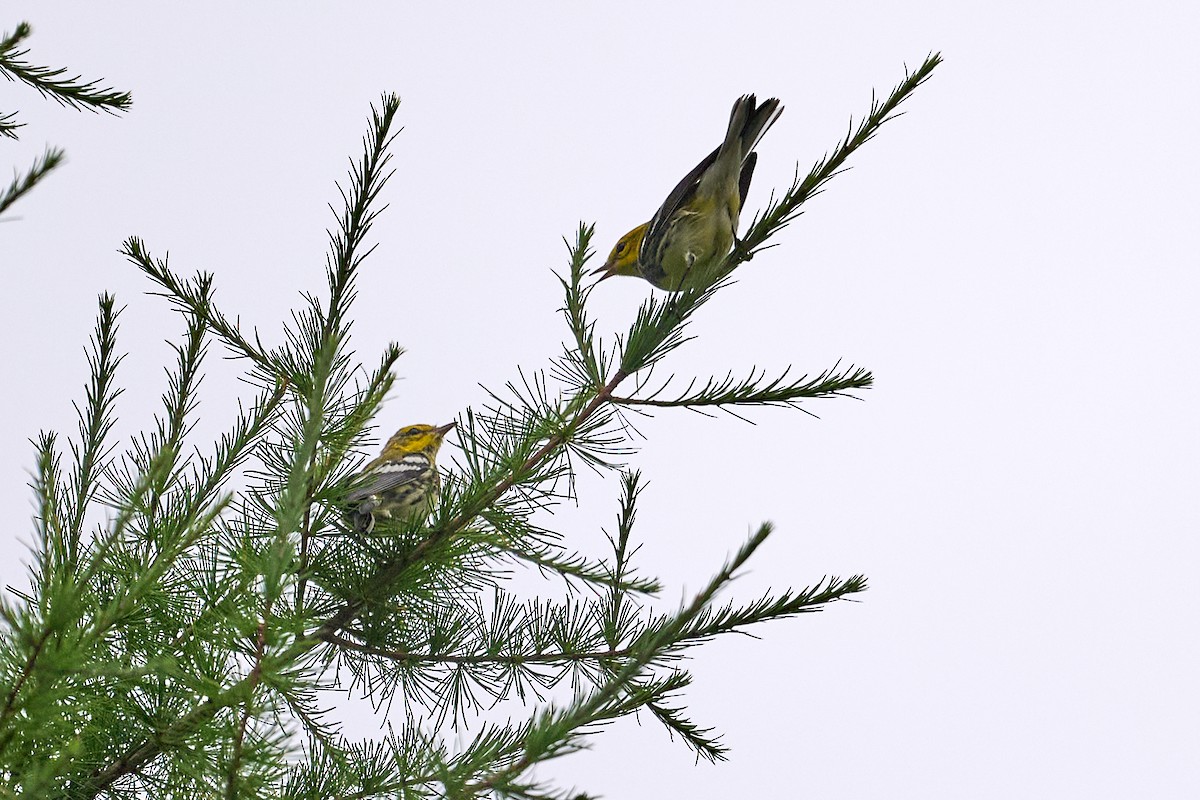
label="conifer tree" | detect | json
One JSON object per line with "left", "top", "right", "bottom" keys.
{"left": 0, "top": 41, "right": 941, "bottom": 798}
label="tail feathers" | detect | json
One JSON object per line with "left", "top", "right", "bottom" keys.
{"left": 721, "top": 95, "right": 756, "bottom": 158}
{"left": 346, "top": 500, "right": 377, "bottom": 535}
{"left": 719, "top": 95, "right": 783, "bottom": 169}
{"left": 738, "top": 95, "right": 783, "bottom": 156}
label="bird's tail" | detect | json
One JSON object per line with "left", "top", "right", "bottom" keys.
{"left": 731, "top": 94, "right": 783, "bottom": 159}
{"left": 709, "top": 95, "right": 782, "bottom": 195}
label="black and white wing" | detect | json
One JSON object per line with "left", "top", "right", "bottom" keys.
{"left": 345, "top": 452, "right": 433, "bottom": 504}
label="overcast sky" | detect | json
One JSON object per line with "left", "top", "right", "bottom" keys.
{"left": 3, "top": 3, "right": 1198, "bottom": 797}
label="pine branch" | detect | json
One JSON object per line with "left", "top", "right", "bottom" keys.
{"left": 556, "top": 223, "right": 607, "bottom": 392}
{"left": 0, "top": 21, "right": 132, "bottom": 114}
{"left": 122, "top": 237, "right": 285, "bottom": 382}
{"left": 739, "top": 52, "right": 942, "bottom": 259}
{"left": 0, "top": 22, "right": 28, "bottom": 54}
{"left": 0, "top": 109, "right": 19, "bottom": 139}
{"left": 282, "top": 737, "right": 422, "bottom": 800}
{"left": 62, "top": 295, "right": 124, "bottom": 566}
{"left": 458, "top": 525, "right": 778, "bottom": 795}
{"left": 132, "top": 299, "right": 210, "bottom": 533}
{"left": 681, "top": 573, "right": 867, "bottom": 642}
{"left": 0, "top": 146, "right": 65, "bottom": 216}
{"left": 635, "top": 676, "right": 728, "bottom": 762}
{"left": 617, "top": 276, "right": 719, "bottom": 376}
{"left": 28, "top": 432, "right": 65, "bottom": 581}
{"left": 225, "top": 605, "right": 273, "bottom": 799}
{"left": 598, "top": 477, "right": 731, "bottom": 762}
{"left": 321, "top": 96, "right": 401, "bottom": 342}
{"left": 603, "top": 471, "right": 642, "bottom": 638}
{"left": 611, "top": 361, "right": 873, "bottom": 415}
{"left": 498, "top": 539, "right": 661, "bottom": 596}
{"left": 327, "top": 633, "right": 619, "bottom": 668}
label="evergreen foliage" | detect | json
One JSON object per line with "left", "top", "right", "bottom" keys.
{"left": 0, "top": 53, "right": 941, "bottom": 799}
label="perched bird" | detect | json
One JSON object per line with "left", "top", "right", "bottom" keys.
{"left": 344, "top": 422, "right": 455, "bottom": 534}
{"left": 595, "top": 94, "right": 782, "bottom": 291}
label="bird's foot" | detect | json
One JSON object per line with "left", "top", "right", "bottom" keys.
{"left": 732, "top": 235, "right": 754, "bottom": 262}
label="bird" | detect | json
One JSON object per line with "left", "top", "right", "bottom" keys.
{"left": 595, "top": 94, "right": 782, "bottom": 291}
{"left": 344, "top": 422, "right": 455, "bottom": 534}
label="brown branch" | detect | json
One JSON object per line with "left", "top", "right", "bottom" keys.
{"left": 225, "top": 608, "right": 270, "bottom": 800}
{"left": 324, "top": 632, "right": 632, "bottom": 666}
{"left": 609, "top": 395, "right": 684, "bottom": 407}
{"left": 82, "top": 695, "right": 225, "bottom": 792}
{"left": 0, "top": 626, "right": 53, "bottom": 753}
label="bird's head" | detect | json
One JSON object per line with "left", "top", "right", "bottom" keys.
{"left": 381, "top": 422, "right": 456, "bottom": 458}
{"left": 593, "top": 222, "right": 649, "bottom": 282}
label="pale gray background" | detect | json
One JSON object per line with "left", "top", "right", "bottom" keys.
{"left": 3, "top": 2, "right": 1197, "bottom": 797}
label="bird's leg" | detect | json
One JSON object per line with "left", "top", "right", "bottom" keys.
{"left": 732, "top": 234, "right": 754, "bottom": 262}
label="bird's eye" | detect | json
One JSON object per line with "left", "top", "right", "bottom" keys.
{"left": 615, "top": 242, "right": 626, "bottom": 256}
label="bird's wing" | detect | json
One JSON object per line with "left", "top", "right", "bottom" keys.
{"left": 737, "top": 151, "right": 757, "bottom": 209}
{"left": 643, "top": 143, "right": 723, "bottom": 256}
{"left": 345, "top": 452, "right": 432, "bottom": 502}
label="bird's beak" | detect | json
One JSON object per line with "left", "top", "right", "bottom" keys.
{"left": 591, "top": 258, "right": 618, "bottom": 282}
{"left": 435, "top": 421, "right": 456, "bottom": 437}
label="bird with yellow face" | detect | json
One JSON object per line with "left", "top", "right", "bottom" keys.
{"left": 344, "top": 422, "right": 455, "bottom": 534}
{"left": 596, "top": 94, "right": 782, "bottom": 292}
